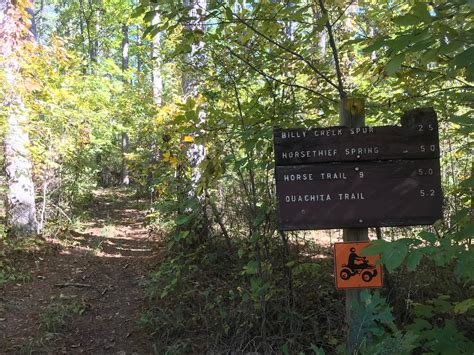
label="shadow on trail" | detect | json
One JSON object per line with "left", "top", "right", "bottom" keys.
{"left": 0, "top": 188, "right": 162, "bottom": 354}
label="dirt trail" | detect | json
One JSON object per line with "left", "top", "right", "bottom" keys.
{"left": 0, "top": 188, "right": 160, "bottom": 354}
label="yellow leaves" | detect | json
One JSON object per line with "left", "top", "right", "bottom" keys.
{"left": 162, "top": 151, "right": 171, "bottom": 160}
{"left": 169, "top": 157, "right": 178, "bottom": 168}
{"left": 182, "top": 135, "right": 194, "bottom": 143}
{"left": 124, "top": 152, "right": 139, "bottom": 161}
{"left": 196, "top": 93, "right": 207, "bottom": 105}
{"left": 162, "top": 105, "right": 174, "bottom": 114}
{"left": 162, "top": 151, "right": 178, "bottom": 167}
{"left": 453, "top": 150, "right": 465, "bottom": 159}
{"left": 155, "top": 104, "right": 179, "bottom": 124}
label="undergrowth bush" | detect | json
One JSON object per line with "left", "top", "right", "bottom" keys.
{"left": 143, "top": 225, "right": 473, "bottom": 354}
{"left": 142, "top": 235, "right": 345, "bottom": 354}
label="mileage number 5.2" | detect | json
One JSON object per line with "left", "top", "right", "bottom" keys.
{"left": 420, "top": 189, "right": 435, "bottom": 197}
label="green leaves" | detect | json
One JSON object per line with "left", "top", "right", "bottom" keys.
{"left": 310, "top": 344, "right": 325, "bottom": 355}
{"left": 454, "top": 298, "right": 474, "bottom": 314}
{"left": 455, "top": 249, "right": 474, "bottom": 281}
{"left": 407, "top": 296, "right": 474, "bottom": 354}
{"left": 418, "top": 231, "right": 437, "bottom": 244}
{"left": 392, "top": 14, "right": 422, "bottom": 26}
{"left": 406, "top": 249, "right": 424, "bottom": 271}
{"left": 224, "top": 6, "right": 233, "bottom": 21}
{"left": 378, "top": 240, "right": 408, "bottom": 272}
{"left": 392, "top": 3, "right": 432, "bottom": 26}
{"left": 385, "top": 54, "right": 405, "bottom": 76}
{"left": 411, "top": 3, "right": 433, "bottom": 22}
{"left": 242, "top": 260, "right": 259, "bottom": 275}
{"left": 363, "top": 239, "right": 408, "bottom": 272}
{"left": 175, "top": 214, "right": 193, "bottom": 225}
{"left": 451, "top": 47, "right": 474, "bottom": 69}
{"left": 348, "top": 290, "right": 397, "bottom": 349}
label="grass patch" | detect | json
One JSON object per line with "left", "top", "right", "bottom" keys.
{"left": 0, "top": 229, "right": 43, "bottom": 288}
{"left": 0, "top": 263, "right": 32, "bottom": 288}
{"left": 40, "top": 294, "right": 87, "bottom": 333}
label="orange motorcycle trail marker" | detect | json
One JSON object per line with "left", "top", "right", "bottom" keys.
{"left": 334, "top": 242, "right": 383, "bottom": 289}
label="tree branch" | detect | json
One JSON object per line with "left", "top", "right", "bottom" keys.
{"left": 401, "top": 64, "right": 474, "bottom": 88}
{"left": 331, "top": 1, "right": 355, "bottom": 27}
{"left": 318, "top": 0, "right": 346, "bottom": 99}
{"left": 226, "top": 47, "right": 337, "bottom": 103}
{"left": 392, "top": 86, "right": 474, "bottom": 105}
{"left": 233, "top": 13, "right": 340, "bottom": 91}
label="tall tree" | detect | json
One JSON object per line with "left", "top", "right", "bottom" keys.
{"left": 0, "top": 0, "right": 38, "bottom": 236}
{"left": 151, "top": 7, "right": 163, "bottom": 106}
{"left": 181, "top": 0, "right": 208, "bottom": 235}
{"left": 121, "top": 23, "right": 130, "bottom": 185}
{"left": 181, "top": 0, "right": 206, "bottom": 174}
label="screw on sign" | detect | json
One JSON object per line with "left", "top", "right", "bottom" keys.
{"left": 334, "top": 242, "right": 383, "bottom": 289}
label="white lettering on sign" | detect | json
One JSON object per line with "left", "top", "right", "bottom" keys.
{"left": 281, "top": 149, "right": 338, "bottom": 159}
{"left": 281, "top": 131, "right": 307, "bottom": 139}
{"left": 338, "top": 192, "right": 365, "bottom": 200}
{"left": 284, "top": 194, "right": 332, "bottom": 203}
{"left": 283, "top": 174, "right": 314, "bottom": 181}
{"left": 350, "top": 127, "right": 375, "bottom": 135}
{"left": 313, "top": 129, "right": 343, "bottom": 137}
{"left": 344, "top": 147, "right": 379, "bottom": 156}
{"left": 320, "top": 172, "right": 347, "bottom": 180}
{"left": 418, "top": 124, "right": 434, "bottom": 132}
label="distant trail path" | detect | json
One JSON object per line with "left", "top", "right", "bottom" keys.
{"left": 0, "top": 188, "right": 160, "bottom": 354}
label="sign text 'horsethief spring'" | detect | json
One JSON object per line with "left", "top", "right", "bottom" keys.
{"left": 273, "top": 108, "right": 443, "bottom": 230}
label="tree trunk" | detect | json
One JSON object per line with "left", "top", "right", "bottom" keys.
{"left": 0, "top": 0, "right": 38, "bottom": 237}
{"left": 146, "top": 7, "right": 163, "bottom": 200}
{"left": 136, "top": 25, "right": 142, "bottom": 75}
{"left": 93, "top": 0, "right": 101, "bottom": 62}
{"left": 181, "top": 0, "right": 208, "bottom": 236}
{"left": 181, "top": 0, "right": 207, "bottom": 97}
{"left": 311, "top": 3, "right": 326, "bottom": 56}
{"left": 151, "top": 8, "right": 163, "bottom": 106}
{"left": 78, "top": 0, "right": 87, "bottom": 67}
{"left": 121, "top": 132, "right": 130, "bottom": 185}
{"left": 121, "top": 24, "right": 129, "bottom": 73}
{"left": 120, "top": 23, "right": 130, "bottom": 186}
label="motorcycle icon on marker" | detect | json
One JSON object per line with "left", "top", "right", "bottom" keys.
{"left": 340, "top": 247, "right": 378, "bottom": 282}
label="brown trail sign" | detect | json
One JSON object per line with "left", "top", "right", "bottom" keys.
{"left": 276, "top": 159, "right": 442, "bottom": 229}
{"left": 273, "top": 107, "right": 443, "bottom": 230}
{"left": 274, "top": 112, "right": 439, "bottom": 165}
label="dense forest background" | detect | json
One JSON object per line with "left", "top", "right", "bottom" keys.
{"left": 0, "top": 0, "right": 473, "bottom": 353}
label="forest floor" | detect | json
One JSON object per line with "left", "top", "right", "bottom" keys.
{"left": 0, "top": 188, "right": 161, "bottom": 354}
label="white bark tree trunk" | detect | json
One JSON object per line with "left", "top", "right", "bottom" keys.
{"left": 151, "top": 8, "right": 163, "bottom": 106}
{"left": 147, "top": 7, "right": 163, "bottom": 201}
{"left": 0, "top": 0, "right": 38, "bottom": 236}
{"left": 181, "top": 0, "right": 206, "bottom": 98}
{"left": 182, "top": 0, "right": 206, "bottom": 178}
{"left": 121, "top": 24, "right": 130, "bottom": 186}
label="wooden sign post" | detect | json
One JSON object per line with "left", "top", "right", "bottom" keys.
{"left": 340, "top": 98, "right": 369, "bottom": 354}
{"left": 272, "top": 101, "right": 443, "bottom": 354}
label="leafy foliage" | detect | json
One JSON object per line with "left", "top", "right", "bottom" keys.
{"left": 0, "top": 0, "right": 472, "bottom": 352}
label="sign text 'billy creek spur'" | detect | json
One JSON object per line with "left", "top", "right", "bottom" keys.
{"left": 273, "top": 108, "right": 443, "bottom": 231}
